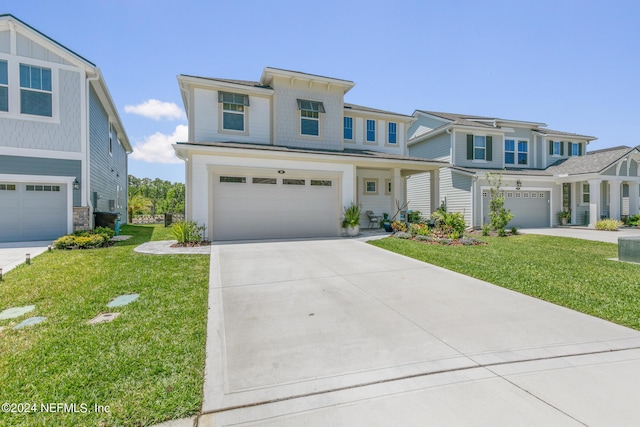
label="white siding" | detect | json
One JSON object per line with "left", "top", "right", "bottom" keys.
{"left": 16, "top": 33, "right": 73, "bottom": 65}
{"left": 346, "top": 116, "right": 407, "bottom": 156}
{"left": 0, "top": 30, "right": 9, "bottom": 53}
{"left": 407, "top": 114, "right": 449, "bottom": 140}
{"left": 409, "top": 132, "right": 451, "bottom": 161}
{"left": 357, "top": 169, "right": 392, "bottom": 222}
{"left": 440, "top": 168, "right": 472, "bottom": 226}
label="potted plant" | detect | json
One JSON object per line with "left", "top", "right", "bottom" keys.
{"left": 342, "top": 203, "right": 362, "bottom": 237}
{"left": 382, "top": 212, "right": 392, "bottom": 232}
{"left": 558, "top": 210, "right": 571, "bottom": 225}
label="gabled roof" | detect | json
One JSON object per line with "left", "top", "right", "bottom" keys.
{"left": 178, "top": 75, "right": 270, "bottom": 89}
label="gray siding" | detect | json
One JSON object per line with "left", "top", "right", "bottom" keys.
{"left": 440, "top": 168, "right": 472, "bottom": 226}
{"left": 409, "top": 132, "right": 451, "bottom": 161}
{"left": 16, "top": 33, "right": 73, "bottom": 65}
{"left": 630, "top": 160, "right": 638, "bottom": 176}
{"left": 0, "top": 69, "right": 82, "bottom": 152}
{"left": 0, "top": 30, "right": 9, "bottom": 53}
{"left": 0, "top": 155, "right": 81, "bottom": 205}
{"left": 407, "top": 114, "right": 449, "bottom": 140}
{"left": 89, "top": 87, "right": 128, "bottom": 219}
{"left": 453, "top": 131, "right": 504, "bottom": 169}
{"left": 406, "top": 172, "right": 432, "bottom": 215}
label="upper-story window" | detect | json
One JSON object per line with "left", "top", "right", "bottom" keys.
{"left": 344, "top": 117, "right": 353, "bottom": 140}
{"left": 550, "top": 140, "right": 563, "bottom": 156}
{"left": 297, "top": 99, "right": 324, "bottom": 136}
{"left": 366, "top": 119, "right": 376, "bottom": 142}
{"left": 569, "top": 142, "right": 581, "bottom": 156}
{"left": 0, "top": 60, "right": 7, "bottom": 112}
{"left": 219, "top": 92, "right": 249, "bottom": 132}
{"left": 388, "top": 122, "right": 397, "bottom": 144}
{"left": 20, "top": 64, "right": 52, "bottom": 117}
{"left": 467, "top": 134, "right": 493, "bottom": 161}
{"left": 505, "top": 139, "right": 528, "bottom": 165}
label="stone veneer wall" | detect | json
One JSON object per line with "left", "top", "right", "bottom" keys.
{"left": 73, "top": 207, "right": 91, "bottom": 231}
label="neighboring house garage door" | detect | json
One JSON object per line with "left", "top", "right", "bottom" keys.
{"left": 212, "top": 173, "right": 339, "bottom": 240}
{"left": 483, "top": 190, "right": 550, "bottom": 228}
{"left": 0, "top": 183, "right": 67, "bottom": 242}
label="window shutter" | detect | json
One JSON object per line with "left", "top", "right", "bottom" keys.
{"left": 549, "top": 141, "right": 553, "bottom": 155}
{"left": 568, "top": 142, "right": 573, "bottom": 156}
{"left": 467, "top": 134, "right": 473, "bottom": 160}
{"left": 578, "top": 143, "right": 583, "bottom": 156}
{"left": 560, "top": 141, "right": 564, "bottom": 156}
{"left": 486, "top": 136, "right": 493, "bottom": 161}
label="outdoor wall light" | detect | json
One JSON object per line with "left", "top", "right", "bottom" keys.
{"left": 73, "top": 178, "right": 80, "bottom": 190}
{"left": 516, "top": 180, "right": 522, "bottom": 190}
{"left": 278, "top": 170, "right": 285, "bottom": 174}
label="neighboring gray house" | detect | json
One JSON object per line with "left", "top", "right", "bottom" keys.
{"left": 406, "top": 110, "right": 640, "bottom": 228}
{"left": 0, "top": 14, "right": 131, "bottom": 242}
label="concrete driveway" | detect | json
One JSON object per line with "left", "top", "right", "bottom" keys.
{"left": 200, "top": 239, "right": 640, "bottom": 426}
{"left": 0, "top": 241, "right": 52, "bottom": 274}
{"left": 521, "top": 226, "right": 640, "bottom": 243}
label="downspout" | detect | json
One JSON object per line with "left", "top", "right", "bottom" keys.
{"left": 86, "top": 72, "right": 100, "bottom": 227}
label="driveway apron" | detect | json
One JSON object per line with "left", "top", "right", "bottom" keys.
{"left": 201, "top": 239, "right": 640, "bottom": 426}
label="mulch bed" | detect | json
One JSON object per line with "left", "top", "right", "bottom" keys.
{"left": 170, "top": 241, "right": 211, "bottom": 248}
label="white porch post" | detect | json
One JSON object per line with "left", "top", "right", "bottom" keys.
{"left": 609, "top": 180, "right": 621, "bottom": 220}
{"left": 392, "top": 168, "right": 402, "bottom": 219}
{"left": 588, "top": 178, "right": 601, "bottom": 227}
{"left": 430, "top": 168, "right": 440, "bottom": 215}
{"left": 629, "top": 182, "right": 640, "bottom": 215}
{"left": 570, "top": 182, "right": 577, "bottom": 225}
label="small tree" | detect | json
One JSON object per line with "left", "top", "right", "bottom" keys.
{"left": 128, "top": 194, "right": 153, "bottom": 223}
{"left": 486, "top": 172, "right": 513, "bottom": 236}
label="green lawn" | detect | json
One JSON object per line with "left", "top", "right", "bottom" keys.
{"left": 0, "top": 224, "right": 209, "bottom": 426}
{"left": 371, "top": 235, "right": 640, "bottom": 330}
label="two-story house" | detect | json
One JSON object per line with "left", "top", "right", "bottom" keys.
{"left": 407, "top": 110, "right": 640, "bottom": 228}
{"left": 173, "top": 67, "right": 446, "bottom": 241}
{"left": 0, "top": 15, "right": 131, "bottom": 243}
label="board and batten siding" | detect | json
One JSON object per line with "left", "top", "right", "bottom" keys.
{"left": 192, "top": 88, "right": 270, "bottom": 144}
{"left": 89, "top": 87, "right": 128, "bottom": 217}
{"left": 0, "top": 155, "right": 81, "bottom": 206}
{"left": 15, "top": 32, "right": 74, "bottom": 65}
{"left": 0, "top": 30, "right": 9, "bottom": 53}
{"left": 408, "top": 132, "right": 451, "bottom": 161}
{"left": 406, "top": 172, "right": 432, "bottom": 216}
{"left": 0, "top": 69, "right": 82, "bottom": 152}
{"left": 440, "top": 168, "right": 472, "bottom": 226}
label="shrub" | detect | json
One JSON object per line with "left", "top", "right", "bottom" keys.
{"left": 94, "top": 226, "right": 115, "bottom": 240}
{"left": 393, "top": 231, "right": 412, "bottom": 239}
{"left": 486, "top": 172, "right": 514, "bottom": 237}
{"left": 431, "top": 209, "right": 466, "bottom": 238}
{"left": 625, "top": 214, "right": 640, "bottom": 227}
{"left": 391, "top": 221, "right": 407, "bottom": 232}
{"left": 407, "top": 210, "right": 422, "bottom": 223}
{"left": 74, "top": 235, "right": 105, "bottom": 249}
{"left": 53, "top": 235, "right": 76, "bottom": 249}
{"left": 415, "top": 235, "right": 436, "bottom": 242}
{"left": 511, "top": 227, "right": 519, "bottom": 235}
{"left": 342, "top": 203, "right": 362, "bottom": 227}
{"left": 409, "top": 223, "right": 429, "bottom": 236}
{"left": 171, "top": 221, "right": 206, "bottom": 244}
{"left": 595, "top": 219, "right": 624, "bottom": 231}
{"left": 482, "top": 224, "right": 490, "bottom": 236}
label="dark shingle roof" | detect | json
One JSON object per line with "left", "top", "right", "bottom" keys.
{"left": 179, "top": 75, "right": 271, "bottom": 89}
{"left": 535, "top": 128, "right": 596, "bottom": 139}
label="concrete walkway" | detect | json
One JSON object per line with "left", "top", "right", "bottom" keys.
{"left": 0, "top": 241, "right": 52, "bottom": 274}
{"left": 521, "top": 226, "right": 640, "bottom": 243}
{"left": 199, "top": 238, "right": 640, "bottom": 426}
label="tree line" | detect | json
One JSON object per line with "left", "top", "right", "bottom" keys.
{"left": 128, "top": 175, "right": 185, "bottom": 221}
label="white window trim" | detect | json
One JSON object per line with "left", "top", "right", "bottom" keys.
{"left": 473, "top": 135, "right": 486, "bottom": 162}
{"left": 218, "top": 92, "right": 249, "bottom": 136}
{"left": 581, "top": 182, "right": 590, "bottom": 205}
{"left": 364, "top": 178, "right": 378, "bottom": 194}
{"left": 504, "top": 138, "right": 530, "bottom": 167}
{"left": 551, "top": 140, "right": 562, "bottom": 157}
{"left": 343, "top": 116, "right": 354, "bottom": 143}
{"left": 386, "top": 122, "right": 397, "bottom": 146}
{"left": 365, "top": 119, "right": 377, "bottom": 145}
{"left": 0, "top": 54, "right": 60, "bottom": 123}
{"left": 108, "top": 122, "right": 114, "bottom": 156}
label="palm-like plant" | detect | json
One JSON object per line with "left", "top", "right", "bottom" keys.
{"left": 128, "top": 194, "right": 153, "bottom": 223}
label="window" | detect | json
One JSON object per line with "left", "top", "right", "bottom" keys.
{"left": 364, "top": 178, "right": 378, "bottom": 194}
{"left": 582, "top": 183, "right": 590, "bottom": 203}
{"left": 474, "top": 136, "right": 486, "bottom": 160}
{"left": 283, "top": 179, "right": 305, "bottom": 185}
{"left": 388, "top": 122, "right": 397, "bottom": 144}
{"left": 20, "top": 64, "right": 52, "bottom": 117}
{"left": 504, "top": 139, "right": 515, "bottom": 164}
{"left": 219, "top": 176, "right": 246, "bottom": 183}
{"left": 552, "top": 141, "right": 562, "bottom": 156}
{"left": 366, "top": 119, "right": 376, "bottom": 142}
{"left": 0, "top": 60, "right": 7, "bottom": 112}
{"left": 517, "top": 141, "right": 528, "bottom": 165}
{"left": 504, "top": 139, "right": 528, "bottom": 165}
{"left": 219, "top": 92, "right": 249, "bottom": 131}
{"left": 297, "top": 99, "right": 324, "bottom": 136}
{"left": 252, "top": 177, "right": 276, "bottom": 184}
{"left": 572, "top": 143, "right": 580, "bottom": 156}
{"left": 311, "top": 180, "right": 332, "bottom": 186}
{"left": 0, "top": 184, "right": 16, "bottom": 191}
{"left": 26, "top": 184, "right": 60, "bottom": 191}
{"left": 344, "top": 117, "right": 353, "bottom": 140}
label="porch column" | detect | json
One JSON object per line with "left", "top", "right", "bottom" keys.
{"left": 628, "top": 181, "right": 640, "bottom": 215}
{"left": 392, "top": 168, "right": 403, "bottom": 219}
{"left": 609, "top": 180, "right": 621, "bottom": 220}
{"left": 570, "top": 182, "right": 577, "bottom": 225}
{"left": 430, "top": 168, "right": 440, "bottom": 215}
{"left": 588, "top": 178, "right": 601, "bottom": 227}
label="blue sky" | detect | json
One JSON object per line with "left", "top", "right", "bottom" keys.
{"left": 7, "top": 0, "right": 640, "bottom": 183}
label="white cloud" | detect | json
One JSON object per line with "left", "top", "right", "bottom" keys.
{"left": 130, "top": 125, "right": 188, "bottom": 164}
{"left": 124, "top": 99, "right": 185, "bottom": 120}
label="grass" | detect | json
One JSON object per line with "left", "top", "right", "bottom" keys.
{"left": 371, "top": 234, "right": 640, "bottom": 330}
{"left": 0, "top": 224, "right": 210, "bottom": 426}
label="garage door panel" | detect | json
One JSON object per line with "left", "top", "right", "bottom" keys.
{"left": 482, "top": 190, "right": 550, "bottom": 228}
{"left": 0, "top": 183, "right": 67, "bottom": 242}
{"left": 212, "top": 174, "right": 338, "bottom": 241}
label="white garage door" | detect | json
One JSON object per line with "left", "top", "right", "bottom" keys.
{"left": 0, "top": 182, "right": 67, "bottom": 242}
{"left": 212, "top": 173, "right": 339, "bottom": 240}
{"left": 483, "top": 190, "right": 550, "bottom": 228}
